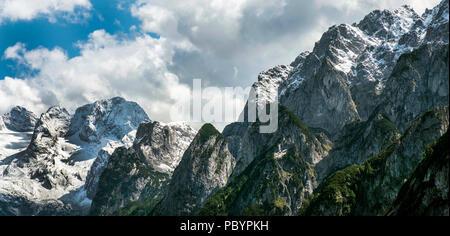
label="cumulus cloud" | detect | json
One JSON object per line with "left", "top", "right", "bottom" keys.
{"left": 0, "top": 0, "right": 92, "bottom": 23}
{"left": 0, "top": 30, "right": 193, "bottom": 123}
{"left": 0, "top": 77, "right": 50, "bottom": 114}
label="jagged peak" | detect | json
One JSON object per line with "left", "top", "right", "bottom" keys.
{"left": 5, "top": 106, "right": 34, "bottom": 115}
{"left": 196, "top": 123, "right": 222, "bottom": 143}
{"left": 134, "top": 120, "right": 195, "bottom": 144}
{"left": 92, "top": 96, "right": 127, "bottom": 107}
{"left": 257, "top": 65, "right": 292, "bottom": 81}
{"left": 1, "top": 105, "right": 38, "bottom": 132}
{"left": 33, "top": 105, "right": 71, "bottom": 139}
{"left": 290, "top": 51, "right": 310, "bottom": 68}
{"left": 76, "top": 97, "right": 142, "bottom": 114}
{"left": 68, "top": 97, "right": 150, "bottom": 143}
{"left": 356, "top": 4, "right": 419, "bottom": 40}
{"left": 44, "top": 105, "right": 69, "bottom": 115}
{"left": 422, "top": 0, "right": 449, "bottom": 27}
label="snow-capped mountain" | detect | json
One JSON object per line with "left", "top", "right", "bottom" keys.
{"left": 89, "top": 121, "right": 197, "bottom": 216}
{"left": 1, "top": 106, "right": 38, "bottom": 132}
{"left": 0, "top": 107, "right": 35, "bottom": 160}
{"left": 0, "top": 97, "right": 150, "bottom": 215}
{"left": 246, "top": 0, "right": 450, "bottom": 135}
{"left": 67, "top": 97, "right": 149, "bottom": 143}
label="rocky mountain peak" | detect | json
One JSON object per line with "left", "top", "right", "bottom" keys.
{"left": 423, "top": 0, "right": 449, "bottom": 27}
{"left": 133, "top": 120, "right": 197, "bottom": 174}
{"left": 290, "top": 51, "right": 310, "bottom": 68}
{"left": 152, "top": 123, "right": 235, "bottom": 216}
{"left": 1, "top": 106, "right": 38, "bottom": 132}
{"left": 356, "top": 5, "right": 419, "bottom": 40}
{"left": 422, "top": 0, "right": 449, "bottom": 44}
{"left": 250, "top": 65, "right": 293, "bottom": 106}
{"left": 32, "top": 106, "right": 71, "bottom": 140}
{"left": 87, "top": 120, "right": 196, "bottom": 215}
{"left": 68, "top": 97, "right": 150, "bottom": 143}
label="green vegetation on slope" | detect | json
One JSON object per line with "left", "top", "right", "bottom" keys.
{"left": 198, "top": 106, "right": 316, "bottom": 216}
{"left": 387, "top": 131, "right": 449, "bottom": 216}
{"left": 301, "top": 107, "right": 447, "bottom": 216}
{"left": 197, "top": 150, "right": 311, "bottom": 216}
{"left": 111, "top": 198, "right": 163, "bottom": 216}
{"left": 300, "top": 138, "right": 404, "bottom": 216}
{"left": 197, "top": 123, "right": 221, "bottom": 143}
{"left": 90, "top": 147, "right": 169, "bottom": 216}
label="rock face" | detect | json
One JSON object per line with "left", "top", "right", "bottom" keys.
{"left": 89, "top": 147, "right": 171, "bottom": 216}
{"left": 1, "top": 106, "right": 37, "bottom": 132}
{"left": 379, "top": 43, "right": 449, "bottom": 132}
{"left": 133, "top": 121, "right": 197, "bottom": 174}
{"left": 315, "top": 113, "right": 401, "bottom": 182}
{"left": 0, "top": 194, "right": 74, "bottom": 216}
{"left": 301, "top": 107, "right": 448, "bottom": 216}
{"left": 89, "top": 121, "right": 196, "bottom": 216}
{"left": 198, "top": 106, "right": 331, "bottom": 216}
{"left": 68, "top": 97, "right": 149, "bottom": 143}
{"left": 2, "top": 106, "right": 75, "bottom": 189}
{"left": 153, "top": 124, "right": 235, "bottom": 216}
{"left": 253, "top": 65, "right": 293, "bottom": 106}
{"left": 387, "top": 131, "right": 449, "bottom": 216}
{"left": 84, "top": 133, "right": 135, "bottom": 200}
{"left": 281, "top": 60, "right": 360, "bottom": 136}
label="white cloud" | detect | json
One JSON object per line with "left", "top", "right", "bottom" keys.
{"left": 0, "top": 0, "right": 92, "bottom": 23}
{"left": 0, "top": 30, "right": 193, "bottom": 123}
{"left": 0, "top": 77, "right": 49, "bottom": 114}
{"left": 3, "top": 43, "right": 26, "bottom": 61}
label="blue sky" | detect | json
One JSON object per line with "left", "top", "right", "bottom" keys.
{"left": 0, "top": 0, "right": 161, "bottom": 78}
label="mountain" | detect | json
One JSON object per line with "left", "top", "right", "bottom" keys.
{"left": 152, "top": 124, "right": 235, "bottom": 216}
{"left": 67, "top": 97, "right": 149, "bottom": 143}
{"left": 89, "top": 121, "right": 196, "bottom": 216}
{"left": 379, "top": 43, "right": 448, "bottom": 132}
{"left": 301, "top": 106, "right": 448, "bottom": 216}
{"left": 387, "top": 131, "right": 449, "bottom": 216}
{"left": 198, "top": 106, "right": 331, "bottom": 216}
{"left": 0, "top": 108, "right": 34, "bottom": 160}
{"left": 0, "top": 97, "right": 149, "bottom": 215}
{"left": 198, "top": 0, "right": 449, "bottom": 216}
{"left": 1, "top": 106, "right": 37, "bottom": 132}
{"left": 275, "top": 1, "right": 449, "bottom": 136}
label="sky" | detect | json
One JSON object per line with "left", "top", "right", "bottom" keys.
{"left": 0, "top": 0, "right": 442, "bottom": 127}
